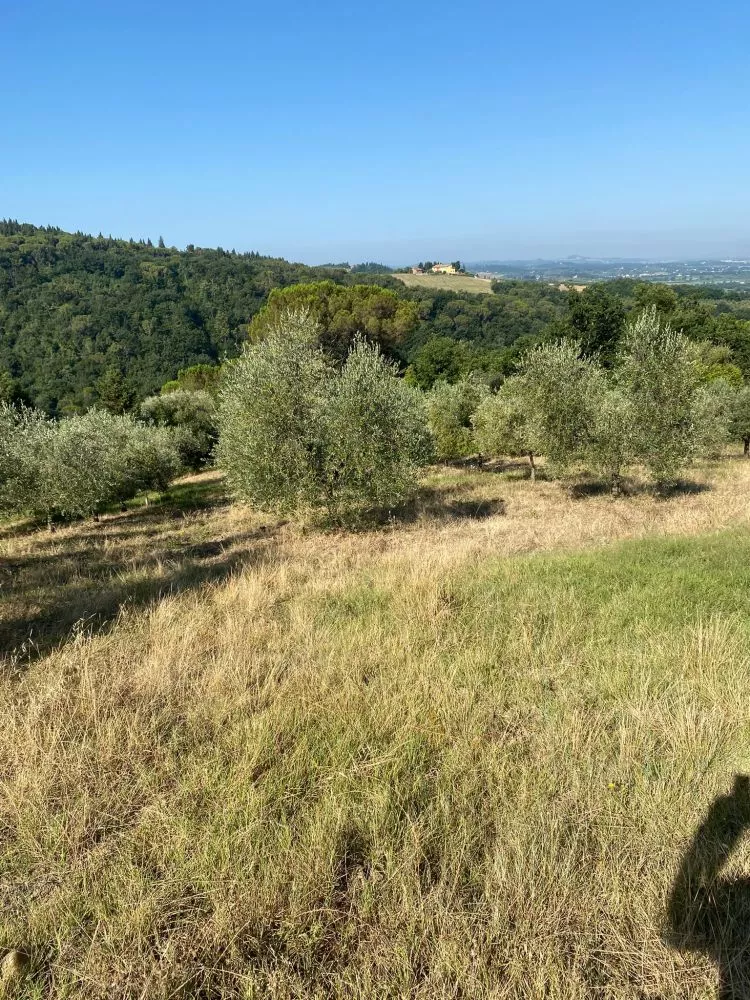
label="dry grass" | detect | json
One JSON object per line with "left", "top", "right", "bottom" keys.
{"left": 2, "top": 458, "right": 750, "bottom": 997}
{"left": 393, "top": 273, "right": 494, "bottom": 294}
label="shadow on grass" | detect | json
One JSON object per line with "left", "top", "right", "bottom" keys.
{"left": 660, "top": 479, "right": 713, "bottom": 498}
{"left": 568, "top": 478, "right": 713, "bottom": 500}
{"left": 437, "top": 457, "right": 542, "bottom": 481}
{"left": 0, "top": 479, "right": 280, "bottom": 670}
{"left": 667, "top": 775, "right": 750, "bottom": 999}
{"left": 349, "top": 482, "right": 507, "bottom": 530}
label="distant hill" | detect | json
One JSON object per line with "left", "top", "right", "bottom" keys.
{"left": 4, "top": 222, "right": 750, "bottom": 414}
{"left": 0, "top": 221, "right": 346, "bottom": 414}
{"left": 0, "top": 223, "right": 573, "bottom": 412}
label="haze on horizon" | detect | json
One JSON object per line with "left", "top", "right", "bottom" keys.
{"left": 5, "top": 0, "right": 750, "bottom": 266}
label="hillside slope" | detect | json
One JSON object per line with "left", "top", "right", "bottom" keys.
{"left": 0, "top": 223, "right": 345, "bottom": 413}
{"left": 394, "top": 272, "right": 494, "bottom": 294}
{"left": 2, "top": 458, "right": 750, "bottom": 997}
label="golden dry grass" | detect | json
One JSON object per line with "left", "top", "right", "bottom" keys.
{"left": 2, "top": 459, "right": 750, "bottom": 997}
{"left": 393, "top": 273, "right": 494, "bottom": 294}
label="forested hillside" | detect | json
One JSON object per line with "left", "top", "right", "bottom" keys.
{"left": 0, "top": 222, "right": 345, "bottom": 413}
{"left": 3, "top": 220, "right": 750, "bottom": 413}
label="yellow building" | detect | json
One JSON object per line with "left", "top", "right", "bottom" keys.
{"left": 431, "top": 263, "right": 457, "bottom": 274}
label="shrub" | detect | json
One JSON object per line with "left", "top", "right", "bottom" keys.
{"left": 472, "top": 378, "right": 538, "bottom": 479}
{"left": 141, "top": 389, "right": 218, "bottom": 469}
{"left": 617, "top": 307, "right": 703, "bottom": 487}
{"left": 218, "top": 310, "right": 430, "bottom": 520}
{"left": 425, "top": 375, "right": 488, "bottom": 461}
{"left": 160, "top": 363, "right": 221, "bottom": 395}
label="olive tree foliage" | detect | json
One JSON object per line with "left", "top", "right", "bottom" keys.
{"left": 728, "top": 384, "right": 750, "bottom": 457}
{"left": 119, "top": 421, "right": 183, "bottom": 495}
{"left": 425, "top": 375, "right": 488, "bottom": 461}
{"left": 218, "top": 310, "right": 331, "bottom": 515}
{"left": 217, "top": 310, "right": 430, "bottom": 520}
{"left": 517, "top": 340, "right": 602, "bottom": 476}
{"left": 0, "top": 404, "right": 52, "bottom": 514}
{"left": 466, "top": 309, "right": 738, "bottom": 492}
{"left": 140, "top": 389, "right": 218, "bottom": 469}
{"left": 322, "top": 339, "right": 432, "bottom": 518}
{"left": 616, "top": 307, "right": 704, "bottom": 486}
{"left": 693, "top": 379, "right": 736, "bottom": 459}
{"left": 586, "top": 385, "right": 635, "bottom": 492}
{"left": 472, "top": 378, "right": 538, "bottom": 479}
{"left": 0, "top": 404, "right": 182, "bottom": 521}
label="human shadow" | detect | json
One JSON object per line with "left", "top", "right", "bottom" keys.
{"left": 666, "top": 775, "right": 750, "bottom": 999}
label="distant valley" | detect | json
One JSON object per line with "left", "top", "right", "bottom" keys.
{"left": 468, "top": 257, "right": 750, "bottom": 286}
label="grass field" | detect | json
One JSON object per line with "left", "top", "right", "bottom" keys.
{"left": 393, "top": 272, "right": 494, "bottom": 294}
{"left": 2, "top": 459, "right": 750, "bottom": 997}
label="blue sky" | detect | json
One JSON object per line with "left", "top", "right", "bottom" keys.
{"left": 4, "top": 0, "right": 750, "bottom": 263}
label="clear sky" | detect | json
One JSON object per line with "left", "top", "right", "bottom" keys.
{"left": 5, "top": 0, "right": 750, "bottom": 263}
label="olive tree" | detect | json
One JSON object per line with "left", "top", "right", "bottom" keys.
{"left": 218, "top": 311, "right": 430, "bottom": 520}
{"left": 321, "top": 338, "right": 432, "bottom": 519}
{"left": 728, "top": 384, "right": 750, "bottom": 457}
{"left": 119, "top": 421, "right": 184, "bottom": 496}
{"left": 0, "top": 404, "right": 52, "bottom": 515}
{"left": 617, "top": 307, "right": 703, "bottom": 487}
{"left": 218, "top": 310, "right": 331, "bottom": 514}
{"left": 472, "top": 378, "right": 538, "bottom": 480}
{"left": 141, "top": 389, "right": 218, "bottom": 469}
{"left": 0, "top": 405, "right": 183, "bottom": 522}
{"left": 36, "top": 410, "right": 127, "bottom": 519}
{"left": 425, "top": 375, "right": 488, "bottom": 461}
{"left": 586, "top": 384, "right": 634, "bottom": 493}
{"left": 517, "top": 340, "right": 602, "bottom": 476}
{"left": 693, "top": 379, "right": 735, "bottom": 459}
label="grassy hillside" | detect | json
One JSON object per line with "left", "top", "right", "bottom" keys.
{"left": 2, "top": 458, "right": 750, "bottom": 997}
{"left": 394, "top": 272, "right": 494, "bottom": 294}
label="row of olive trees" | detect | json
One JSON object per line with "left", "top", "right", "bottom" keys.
{"left": 217, "top": 310, "right": 431, "bottom": 521}
{"left": 428, "top": 308, "right": 750, "bottom": 490}
{"left": 0, "top": 406, "right": 183, "bottom": 523}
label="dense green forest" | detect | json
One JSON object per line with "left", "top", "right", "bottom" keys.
{"left": 0, "top": 222, "right": 346, "bottom": 413}
{"left": 3, "top": 221, "right": 750, "bottom": 413}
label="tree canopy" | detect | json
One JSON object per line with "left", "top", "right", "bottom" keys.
{"left": 3, "top": 221, "right": 750, "bottom": 416}
{"left": 248, "top": 281, "right": 419, "bottom": 359}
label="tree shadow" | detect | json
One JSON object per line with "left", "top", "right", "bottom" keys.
{"left": 567, "top": 477, "right": 713, "bottom": 500}
{"left": 0, "top": 494, "right": 281, "bottom": 670}
{"left": 666, "top": 775, "right": 750, "bottom": 999}
{"left": 365, "top": 483, "right": 506, "bottom": 528}
{"left": 657, "top": 479, "right": 713, "bottom": 498}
